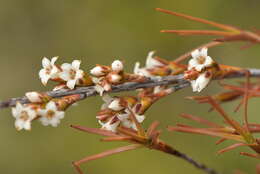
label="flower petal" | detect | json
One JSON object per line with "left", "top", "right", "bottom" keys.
{"left": 61, "top": 63, "right": 72, "bottom": 71}
{"left": 191, "top": 49, "right": 200, "bottom": 59}
{"left": 51, "top": 57, "right": 58, "bottom": 65}
{"left": 67, "top": 79, "right": 77, "bottom": 89}
{"left": 72, "top": 60, "right": 81, "bottom": 70}
{"left": 42, "top": 57, "right": 50, "bottom": 68}
{"left": 46, "top": 101, "right": 57, "bottom": 111}
{"left": 59, "top": 71, "right": 70, "bottom": 81}
{"left": 200, "top": 48, "right": 208, "bottom": 57}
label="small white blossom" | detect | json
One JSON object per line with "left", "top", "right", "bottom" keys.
{"left": 153, "top": 86, "right": 164, "bottom": 94}
{"left": 190, "top": 72, "right": 212, "bottom": 92}
{"left": 111, "top": 60, "right": 123, "bottom": 72}
{"left": 133, "top": 51, "right": 164, "bottom": 77}
{"left": 98, "top": 117, "right": 120, "bottom": 132}
{"left": 146, "top": 51, "right": 164, "bottom": 69}
{"left": 101, "top": 94, "right": 114, "bottom": 109}
{"left": 134, "top": 62, "right": 152, "bottom": 77}
{"left": 25, "top": 92, "right": 42, "bottom": 103}
{"left": 38, "top": 101, "right": 65, "bottom": 127}
{"left": 94, "top": 85, "right": 106, "bottom": 96}
{"left": 117, "top": 109, "right": 145, "bottom": 130}
{"left": 39, "top": 57, "right": 59, "bottom": 85}
{"left": 108, "top": 98, "right": 124, "bottom": 111}
{"left": 188, "top": 48, "right": 213, "bottom": 72}
{"left": 60, "top": 60, "right": 84, "bottom": 89}
{"left": 12, "top": 103, "right": 37, "bottom": 131}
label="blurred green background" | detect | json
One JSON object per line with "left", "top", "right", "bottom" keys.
{"left": 1, "top": 0, "right": 260, "bottom": 174}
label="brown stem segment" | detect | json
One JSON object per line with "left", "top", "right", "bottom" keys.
{"left": 153, "top": 141, "right": 220, "bottom": 174}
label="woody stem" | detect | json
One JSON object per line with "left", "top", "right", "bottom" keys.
{"left": 1, "top": 68, "right": 260, "bottom": 109}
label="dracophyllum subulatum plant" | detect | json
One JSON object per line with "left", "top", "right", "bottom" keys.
{"left": 2, "top": 8, "right": 260, "bottom": 174}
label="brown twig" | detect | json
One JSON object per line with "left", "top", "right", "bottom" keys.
{"left": 1, "top": 68, "right": 260, "bottom": 110}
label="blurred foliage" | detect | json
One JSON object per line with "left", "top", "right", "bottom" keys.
{"left": 0, "top": 0, "right": 260, "bottom": 174}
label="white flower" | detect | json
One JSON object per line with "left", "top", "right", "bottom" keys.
{"left": 153, "top": 86, "right": 164, "bottom": 94}
{"left": 38, "top": 101, "right": 65, "bottom": 127}
{"left": 12, "top": 103, "right": 37, "bottom": 131}
{"left": 188, "top": 48, "right": 213, "bottom": 72}
{"left": 60, "top": 60, "right": 84, "bottom": 89}
{"left": 134, "top": 62, "right": 152, "bottom": 77}
{"left": 94, "top": 85, "right": 106, "bottom": 96}
{"left": 117, "top": 109, "right": 145, "bottom": 130}
{"left": 98, "top": 117, "right": 120, "bottom": 132}
{"left": 25, "top": 92, "right": 42, "bottom": 103}
{"left": 39, "top": 57, "right": 59, "bottom": 85}
{"left": 111, "top": 60, "right": 123, "bottom": 72}
{"left": 145, "top": 51, "right": 164, "bottom": 69}
{"left": 133, "top": 51, "right": 164, "bottom": 77}
{"left": 108, "top": 98, "right": 124, "bottom": 111}
{"left": 101, "top": 94, "right": 114, "bottom": 109}
{"left": 92, "top": 77, "right": 112, "bottom": 96}
{"left": 190, "top": 72, "right": 212, "bottom": 92}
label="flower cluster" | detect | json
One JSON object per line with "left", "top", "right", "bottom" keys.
{"left": 12, "top": 100, "right": 64, "bottom": 130}
{"left": 10, "top": 48, "right": 220, "bottom": 131}
{"left": 39, "top": 57, "right": 92, "bottom": 90}
{"left": 90, "top": 60, "right": 124, "bottom": 95}
{"left": 184, "top": 48, "right": 218, "bottom": 92}
{"left": 96, "top": 95, "right": 145, "bottom": 132}
{"left": 11, "top": 91, "right": 80, "bottom": 130}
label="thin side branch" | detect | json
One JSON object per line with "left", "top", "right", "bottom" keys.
{"left": 1, "top": 68, "right": 260, "bottom": 109}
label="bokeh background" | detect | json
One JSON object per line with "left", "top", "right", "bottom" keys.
{"left": 0, "top": 0, "right": 260, "bottom": 173}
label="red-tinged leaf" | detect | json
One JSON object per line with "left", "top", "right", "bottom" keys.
{"left": 243, "top": 71, "right": 250, "bottom": 131}
{"left": 240, "top": 152, "right": 260, "bottom": 159}
{"left": 168, "top": 126, "right": 245, "bottom": 142}
{"left": 233, "top": 170, "right": 246, "bottom": 174}
{"left": 215, "top": 32, "right": 260, "bottom": 43}
{"left": 71, "top": 125, "right": 118, "bottom": 137}
{"left": 117, "top": 127, "right": 147, "bottom": 143}
{"left": 205, "top": 127, "right": 236, "bottom": 134}
{"left": 147, "top": 121, "right": 160, "bottom": 137}
{"left": 234, "top": 99, "right": 244, "bottom": 113}
{"left": 207, "top": 97, "right": 247, "bottom": 136}
{"left": 176, "top": 124, "right": 194, "bottom": 128}
{"left": 249, "top": 123, "right": 260, "bottom": 127}
{"left": 73, "top": 144, "right": 142, "bottom": 172}
{"left": 101, "top": 136, "right": 133, "bottom": 142}
{"left": 127, "top": 106, "right": 146, "bottom": 137}
{"left": 161, "top": 30, "right": 234, "bottom": 37}
{"left": 217, "top": 143, "right": 255, "bottom": 154}
{"left": 180, "top": 113, "right": 221, "bottom": 128}
{"left": 150, "top": 130, "right": 161, "bottom": 145}
{"left": 215, "top": 138, "right": 227, "bottom": 145}
{"left": 155, "top": 8, "right": 240, "bottom": 33}
{"left": 256, "top": 164, "right": 260, "bottom": 174}
{"left": 185, "top": 96, "right": 209, "bottom": 103}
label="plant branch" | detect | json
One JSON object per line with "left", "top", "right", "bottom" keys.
{"left": 1, "top": 68, "right": 260, "bottom": 109}
{"left": 154, "top": 141, "right": 219, "bottom": 174}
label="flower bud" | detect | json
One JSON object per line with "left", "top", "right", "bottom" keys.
{"left": 108, "top": 99, "right": 124, "bottom": 111}
{"left": 25, "top": 92, "right": 42, "bottom": 103}
{"left": 111, "top": 60, "right": 123, "bottom": 72}
{"left": 90, "top": 65, "right": 110, "bottom": 76}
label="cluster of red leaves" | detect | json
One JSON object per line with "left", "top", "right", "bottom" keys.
{"left": 170, "top": 78, "right": 260, "bottom": 158}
